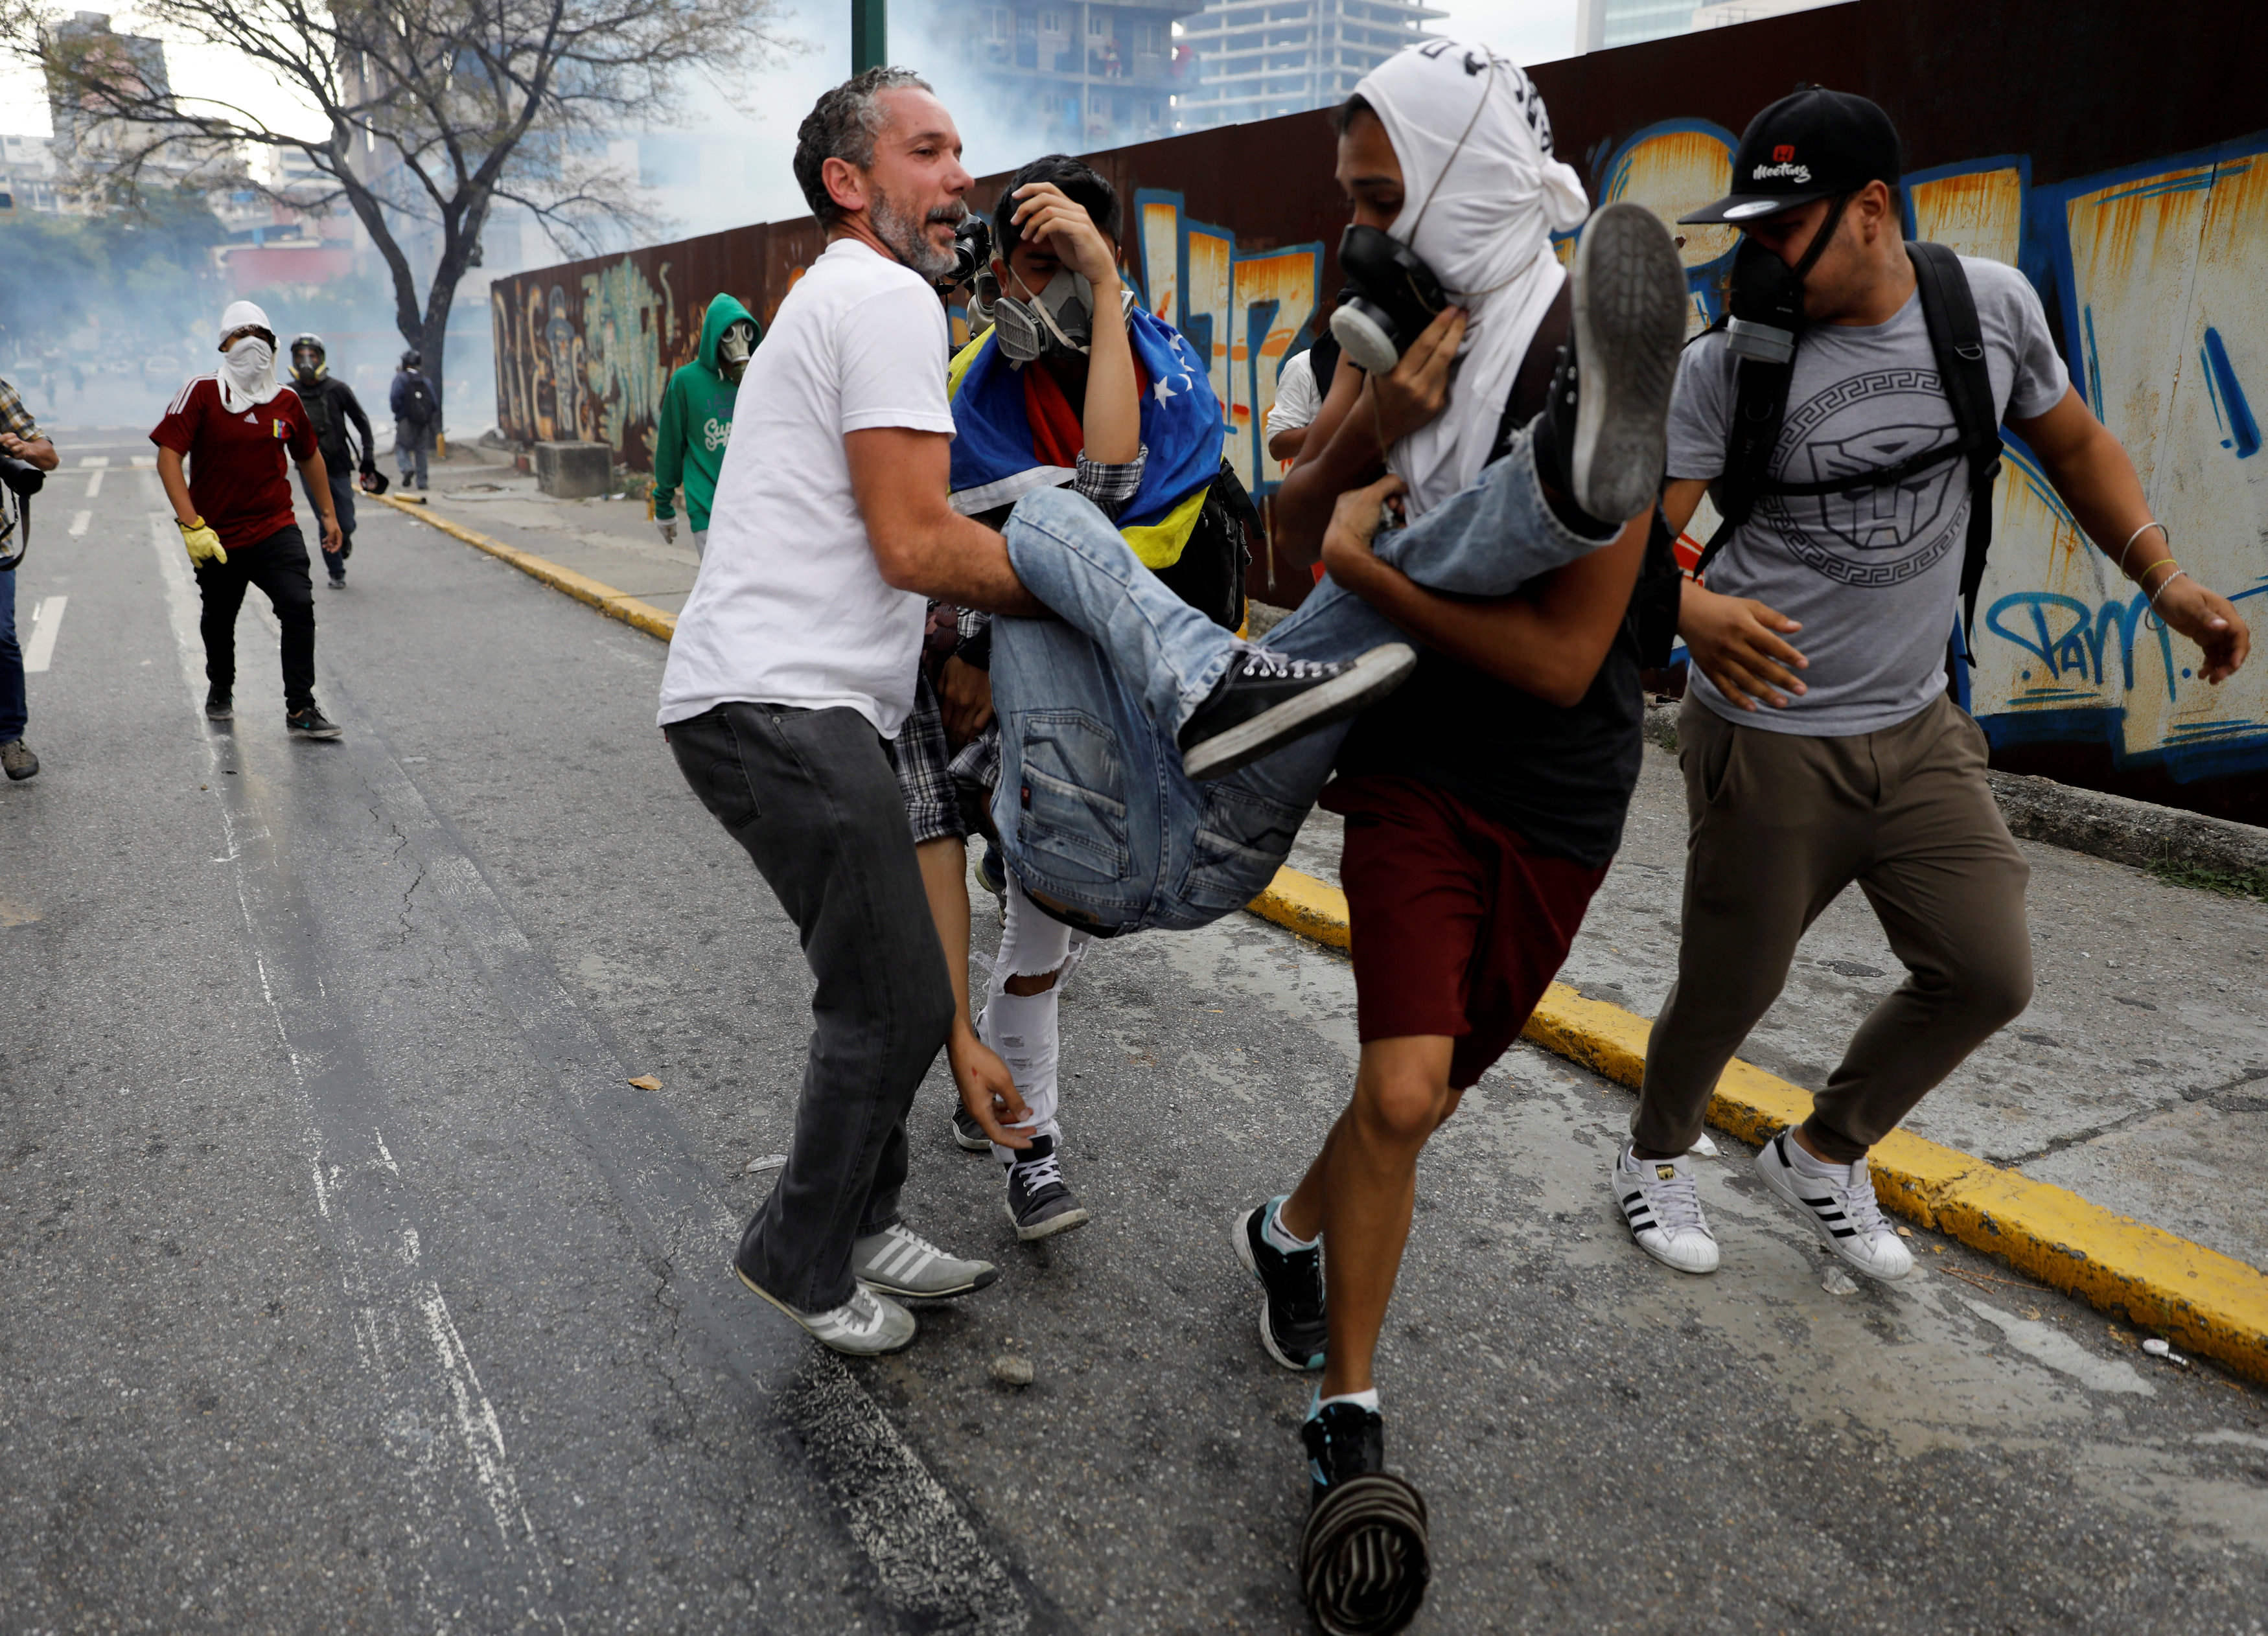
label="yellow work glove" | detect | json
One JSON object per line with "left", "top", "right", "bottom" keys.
{"left": 178, "top": 517, "right": 226, "bottom": 566}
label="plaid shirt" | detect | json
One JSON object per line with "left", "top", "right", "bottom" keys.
{"left": 892, "top": 445, "right": 1150, "bottom": 836}
{"left": 0, "top": 378, "right": 39, "bottom": 443}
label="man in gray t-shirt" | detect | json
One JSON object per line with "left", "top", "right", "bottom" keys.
{"left": 1665, "top": 253, "right": 2068, "bottom": 734}
{"left": 1608, "top": 89, "right": 2250, "bottom": 1290}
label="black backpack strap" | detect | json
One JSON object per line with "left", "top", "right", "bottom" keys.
{"left": 1487, "top": 280, "right": 1572, "bottom": 463}
{"left": 1907, "top": 241, "right": 2004, "bottom": 641}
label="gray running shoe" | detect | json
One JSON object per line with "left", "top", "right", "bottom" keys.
{"left": 734, "top": 1263, "right": 917, "bottom": 1355}
{"left": 0, "top": 738, "right": 37, "bottom": 781}
{"left": 850, "top": 1223, "right": 999, "bottom": 1299}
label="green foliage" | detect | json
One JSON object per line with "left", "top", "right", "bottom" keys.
{"left": 2146, "top": 857, "right": 2268, "bottom": 901}
{"left": 0, "top": 189, "right": 227, "bottom": 356}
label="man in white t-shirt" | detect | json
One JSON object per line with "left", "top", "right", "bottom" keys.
{"left": 660, "top": 68, "right": 1059, "bottom": 1357}
{"left": 1608, "top": 91, "right": 2250, "bottom": 1286}
{"left": 662, "top": 68, "right": 1420, "bottom": 1357}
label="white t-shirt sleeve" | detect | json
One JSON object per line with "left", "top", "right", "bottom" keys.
{"left": 837, "top": 282, "right": 957, "bottom": 436}
{"left": 1266, "top": 350, "right": 1320, "bottom": 435}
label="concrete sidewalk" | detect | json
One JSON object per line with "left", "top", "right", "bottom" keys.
{"left": 417, "top": 453, "right": 699, "bottom": 616}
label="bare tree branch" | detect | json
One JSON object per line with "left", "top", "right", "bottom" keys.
{"left": 5, "top": 0, "right": 794, "bottom": 419}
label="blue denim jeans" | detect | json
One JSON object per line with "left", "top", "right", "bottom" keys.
{"left": 989, "top": 427, "right": 1612, "bottom": 934}
{"left": 0, "top": 562, "right": 23, "bottom": 742}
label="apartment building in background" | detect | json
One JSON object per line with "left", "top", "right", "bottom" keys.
{"left": 932, "top": 0, "right": 1193, "bottom": 151}
{"left": 1170, "top": 0, "right": 1442, "bottom": 131}
{"left": 1574, "top": 0, "right": 1846, "bottom": 52}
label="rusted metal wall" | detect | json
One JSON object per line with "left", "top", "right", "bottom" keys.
{"left": 491, "top": 0, "right": 2268, "bottom": 818}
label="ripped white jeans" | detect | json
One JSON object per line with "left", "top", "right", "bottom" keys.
{"left": 977, "top": 875, "right": 1091, "bottom": 1164}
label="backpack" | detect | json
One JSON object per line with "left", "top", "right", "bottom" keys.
{"left": 400, "top": 374, "right": 438, "bottom": 426}
{"left": 302, "top": 379, "right": 346, "bottom": 456}
{"left": 1691, "top": 241, "right": 2004, "bottom": 645}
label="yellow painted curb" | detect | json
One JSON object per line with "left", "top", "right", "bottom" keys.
{"left": 377, "top": 492, "right": 679, "bottom": 644}
{"left": 1247, "top": 864, "right": 2268, "bottom": 1387}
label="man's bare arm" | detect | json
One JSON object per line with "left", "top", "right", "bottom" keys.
{"left": 846, "top": 426, "right": 1047, "bottom": 615}
{"left": 1320, "top": 478, "right": 1643, "bottom": 708}
{"left": 2013, "top": 386, "right": 2248, "bottom": 682}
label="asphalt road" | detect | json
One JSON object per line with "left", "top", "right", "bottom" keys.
{"left": 3, "top": 445, "right": 2265, "bottom": 1634}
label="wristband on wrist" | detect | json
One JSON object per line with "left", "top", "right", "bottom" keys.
{"left": 2147, "top": 568, "right": 2190, "bottom": 612}
{"left": 2117, "top": 519, "right": 2170, "bottom": 575}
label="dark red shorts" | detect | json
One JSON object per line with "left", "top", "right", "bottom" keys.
{"left": 1320, "top": 774, "right": 1610, "bottom": 1090}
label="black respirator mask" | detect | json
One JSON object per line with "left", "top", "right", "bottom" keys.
{"left": 718, "top": 319, "right": 756, "bottom": 384}
{"left": 1722, "top": 192, "right": 1850, "bottom": 365}
{"left": 944, "top": 216, "right": 993, "bottom": 290}
{"left": 1330, "top": 225, "right": 1450, "bottom": 376}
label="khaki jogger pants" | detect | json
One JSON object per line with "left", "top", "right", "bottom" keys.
{"left": 1632, "top": 690, "right": 2034, "bottom": 1162}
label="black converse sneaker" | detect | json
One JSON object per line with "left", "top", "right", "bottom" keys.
{"left": 1302, "top": 1396, "right": 1385, "bottom": 1508}
{"left": 951, "top": 1104, "right": 991, "bottom": 1152}
{"left": 204, "top": 689, "right": 233, "bottom": 722}
{"left": 1529, "top": 201, "right": 1687, "bottom": 527}
{"left": 1004, "top": 1134, "right": 1089, "bottom": 1241}
{"left": 1232, "top": 1197, "right": 1326, "bottom": 1371}
{"left": 1179, "top": 643, "right": 1416, "bottom": 783}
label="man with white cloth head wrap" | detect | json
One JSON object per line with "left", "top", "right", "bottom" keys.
{"left": 1199, "top": 43, "right": 1687, "bottom": 1599}
{"left": 1348, "top": 40, "right": 1591, "bottom": 518}
{"left": 150, "top": 297, "right": 349, "bottom": 739}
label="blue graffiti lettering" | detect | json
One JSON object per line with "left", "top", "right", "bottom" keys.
{"left": 1984, "top": 589, "right": 2178, "bottom": 697}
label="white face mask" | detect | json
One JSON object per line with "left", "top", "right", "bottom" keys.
{"left": 218, "top": 336, "right": 278, "bottom": 411}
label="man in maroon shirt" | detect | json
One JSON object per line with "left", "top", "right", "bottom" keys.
{"left": 152, "top": 301, "right": 345, "bottom": 739}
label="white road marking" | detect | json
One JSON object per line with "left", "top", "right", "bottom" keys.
{"left": 68, "top": 510, "right": 90, "bottom": 537}
{"left": 78, "top": 455, "right": 111, "bottom": 467}
{"left": 131, "top": 455, "right": 154, "bottom": 468}
{"left": 23, "top": 595, "right": 65, "bottom": 673}
{"left": 145, "top": 510, "right": 550, "bottom": 1609}
{"left": 86, "top": 469, "right": 104, "bottom": 498}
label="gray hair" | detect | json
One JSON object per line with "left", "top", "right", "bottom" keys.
{"left": 794, "top": 67, "right": 933, "bottom": 227}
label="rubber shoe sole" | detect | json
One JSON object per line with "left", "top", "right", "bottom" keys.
{"left": 1232, "top": 1206, "right": 1326, "bottom": 1372}
{"left": 1005, "top": 1194, "right": 1091, "bottom": 1242}
{"left": 1181, "top": 643, "right": 1417, "bottom": 783}
{"left": 733, "top": 1262, "right": 918, "bottom": 1355}
{"left": 1568, "top": 202, "right": 1689, "bottom": 525}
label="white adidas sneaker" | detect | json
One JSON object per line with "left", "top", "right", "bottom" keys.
{"left": 1610, "top": 1146, "right": 1720, "bottom": 1274}
{"left": 1753, "top": 1130, "right": 1913, "bottom": 1282}
{"left": 735, "top": 1265, "right": 918, "bottom": 1355}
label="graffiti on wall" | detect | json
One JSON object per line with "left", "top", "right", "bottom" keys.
{"left": 1596, "top": 123, "right": 2268, "bottom": 785}
{"left": 1135, "top": 190, "right": 1321, "bottom": 497}
{"left": 491, "top": 259, "right": 695, "bottom": 464}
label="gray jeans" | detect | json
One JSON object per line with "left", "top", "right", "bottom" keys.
{"left": 665, "top": 702, "right": 956, "bottom": 1310}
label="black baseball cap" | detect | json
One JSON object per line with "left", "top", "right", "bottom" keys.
{"left": 1680, "top": 87, "right": 1902, "bottom": 225}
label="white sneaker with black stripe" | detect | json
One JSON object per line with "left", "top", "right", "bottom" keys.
{"left": 850, "top": 1223, "right": 999, "bottom": 1299}
{"left": 1610, "top": 1146, "right": 1719, "bottom": 1274}
{"left": 1753, "top": 1130, "right": 1913, "bottom": 1282}
{"left": 734, "top": 1267, "right": 918, "bottom": 1355}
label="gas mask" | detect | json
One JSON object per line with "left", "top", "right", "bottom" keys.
{"left": 717, "top": 319, "right": 756, "bottom": 384}
{"left": 290, "top": 346, "right": 326, "bottom": 384}
{"left": 1722, "top": 192, "right": 1849, "bottom": 364}
{"left": 1330, "top": 225, "right": 1451, "bottom": 375}
{"left": 991, "top": 268, "right": 1100, "bottom": 365}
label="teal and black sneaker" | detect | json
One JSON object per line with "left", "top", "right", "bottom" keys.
{"left": 1301, "top": 1395, "right": 1385, "bottom": 1508}
{"left": 1232, "top": 1197, "right": 1326, "bottom": 1371}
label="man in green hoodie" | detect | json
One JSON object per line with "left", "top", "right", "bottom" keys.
{"left": 653, "top": 295, "right": 761, "bottom": 559}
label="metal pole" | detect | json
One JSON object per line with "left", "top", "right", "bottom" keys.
{"left": 852, "top": 0, "right": 886, "bottom": 72}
